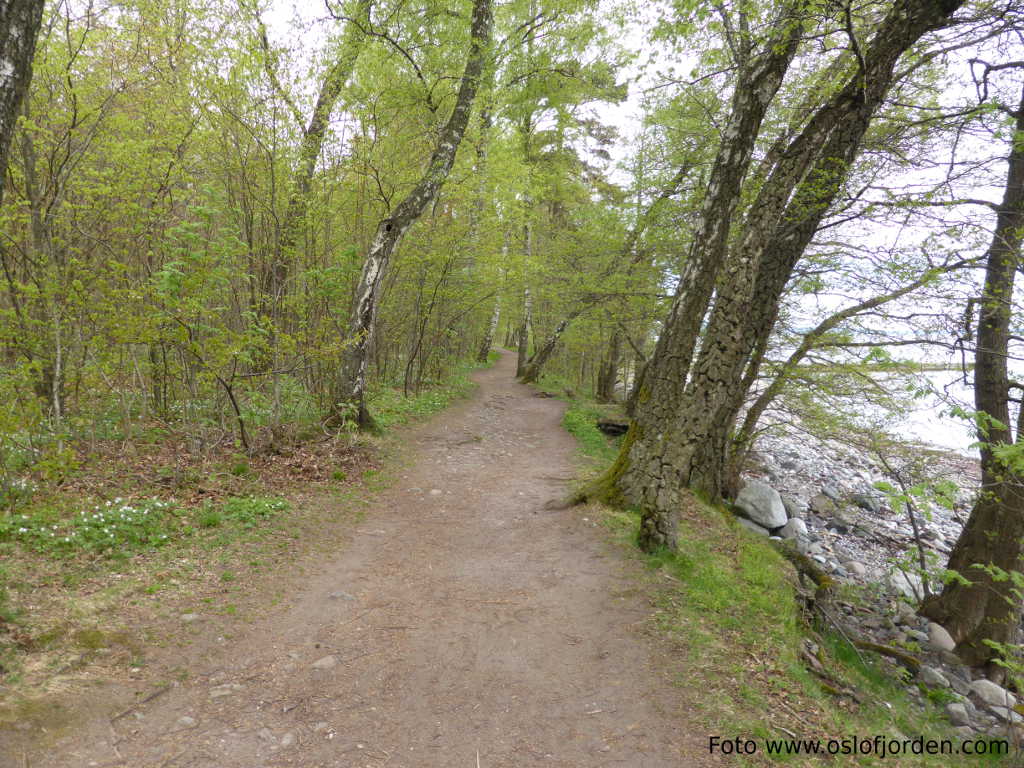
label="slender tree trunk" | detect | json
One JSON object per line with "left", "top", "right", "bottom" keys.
{"left": 478, "top": 297, "right": 500, "bottom": 363}
{"left": 517, "top": 164, "right": 690, "bottom": 385}
{"left": 596, "top": 328, "right": 621, "bottom": 402}
{"left": 520, "top": 309, "right": 582, "bottom": 383}
{"left": 516, "top": 284, "right": 531, "bottom": 378}
{"left": 332, "top": 0, "right": 493, "bottom": 428}
{"left": 264, "top": 0, "right": 371, "bottom": 310}
{"left": 921, "top": 82, "right": 1024, "bottom": 679}
{"left": 0, "top": 0, "right": 44, "bottom": 209}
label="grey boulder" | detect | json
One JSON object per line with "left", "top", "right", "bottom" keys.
{"left": 737, "top": 517, "right": 770, "bottom": 536}
{"left": 735, "top": 480, "right": 788, "bottom": 529}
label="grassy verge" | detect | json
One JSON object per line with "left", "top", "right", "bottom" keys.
{"left": 0, "top": 355, "right": 494, "bottom": 726}
{"left": 554, "top": 394, "right": 1011, "bottom": 766}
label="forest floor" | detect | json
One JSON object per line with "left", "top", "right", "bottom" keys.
{"left": 2, "top": 350, "right": 714, "bottom": 767}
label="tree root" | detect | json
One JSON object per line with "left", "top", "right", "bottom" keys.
{"left": 769, "top": 539, "right": 834, "bottom": 603}
{"left": 852, "top": 640, "right": 921, "bottom": 673}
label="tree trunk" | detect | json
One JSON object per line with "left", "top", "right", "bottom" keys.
{"left": 595, "top": 5, "right": 806, "bottom": 551}
{"left": 332, "top": 0, "right": 493, "bottom": 428}
{"left": 516, "top": 284, "right": 531, "bottom": 378}
{"left": 477, "top": 296, "right": 500, "bottom": 363}
{"left": 517, "top": 164, "right": 690, "bottom": 385}
{"left": 672, "top": 0, "right": 965, "bottom": 503}
{"left": 596, "top": 329, "right": 621, "bottom": 402}
{"left": 0, "top": 0, "right": 44, "bottom": 209}
{"left": 520, "top": 309, "right": 581, "bottom": 383}
{"left": 921, "top": 82, "right": 1024, "bottom": 679}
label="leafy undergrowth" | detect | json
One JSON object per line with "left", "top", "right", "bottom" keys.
{"left": 0, "top": 358, "right": 491, "bottom": 723}
{"left": 557, "top": 395, "right": 1012, "bottom": 766}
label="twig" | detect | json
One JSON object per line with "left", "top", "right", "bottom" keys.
{"left": 774, "top": 724, "right": 798, "bottom": 739}
{"left": 110, "top": 684, "right": 171, "bottom": 722}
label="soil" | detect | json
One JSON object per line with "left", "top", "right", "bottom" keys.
{"left": 3, "top": 350, "right": 713, "bottom": 767}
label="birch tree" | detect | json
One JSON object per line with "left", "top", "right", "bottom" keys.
{"left": 332, "top": 0, "right": 493, "bottom": 428}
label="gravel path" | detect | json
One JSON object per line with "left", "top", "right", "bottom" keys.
{"left": 11, "top": 350, "right": 712, "bottom": 767}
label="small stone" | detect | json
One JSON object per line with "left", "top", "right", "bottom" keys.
{"left": 313, "top": 721, "right": 329, "bottom": 732}
{"left": 779, "top": 518, "right": 808, "bottom": 540}
{"left": 907, "top": 629, "right": 929, "bottom": 644}
{"left": 919, "top": 665, "right": 950, "bottom": 689}
{"left": 809, "top": 493, "right": 836, "bottom": 515}
{"left": 781, "top": 495, "right": 806, "bottom": 520}
{"left": 991, "top": 706, "right": 1024, "bottom": 725}
{"left": 826, "top": 513, "right": 855, "bottom": 534}
{"left": 821, "top": 483, "right": 842, "bottom": 501}
{"left": 895, "top": 601, "right": 917, "bottom": 625}
{"left": 852, "top": 492, "right": 882, "bottom": 513}
{"left": 949, "top": 674, "right": 971, "bottom": 696}
{"left": 328, "top": 591, "right": 355, "bottom": 601}
{"left": 281, "top": 731, "right": 297, "bottom": 747}
{"left": 888, "top": 570, "right": 923, "bottom": 600}
{"left": 312, "top": 655, "right": 338, "bottom": 670}
{"left": 735, "top": 480, "right": 788, "bottom": 528}
{"left": 209, "top": 683, "right": 243, "bottom": 698}
{"left": 927, "top": 622, "right": 956, "bottom": 652}
{"left": 429, "top": 489, "right": 442, "bottom": 496}
{"left": 952, "top": 726, "right": 975, "bottom": 740}
{"left": 944, "top": 700, "right": 972, "bottom": 727}
{"left": 177, "top": 716, "right": 197, "bottom": 728}
{"left": 258, "top": 727, "right": 275, "bottom": 742}
{"left": 939, "top": 649, "right": 962, "bottom": 667}
{"left": 843, "top": 560, "right": 867, "bottom": 577}
{"left": 180, "top": 613, "right": 200, "bottom": 623}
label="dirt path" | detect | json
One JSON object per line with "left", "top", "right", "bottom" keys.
{"left": 11, "top": 351, "right": 712, "bottom": 767}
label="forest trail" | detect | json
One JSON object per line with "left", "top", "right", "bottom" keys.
{"left": 14, "top": 350, "right": 712, "bottom": 768}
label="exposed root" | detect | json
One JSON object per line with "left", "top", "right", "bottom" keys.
{"left": 853, "top": 640, "right": 921, "bottom": 673}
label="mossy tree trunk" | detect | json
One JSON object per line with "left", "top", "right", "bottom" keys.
{"left": 596, "top": 3, "right": 806, "bottom": 551}
{"left": 594, "top": 0, "right": 965, "bottom": 551}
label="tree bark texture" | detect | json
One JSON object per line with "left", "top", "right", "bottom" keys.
{"left": 0, "top": 0, "right": 45, "bottom": 208}
{"left": 605, "top": 4, "right": 806, "bottom": 551}
{"left": 609, "top": 0, "right": 965, "bottom": 552}
{"left": 668, "top": 0, "right": 966, "bottom": 503}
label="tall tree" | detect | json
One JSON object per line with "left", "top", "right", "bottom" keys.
{"left": 588, "top": 0, "right": 967, "bottom": 552}
{"left": 921, "top": 78, "right": 1024, "bottom": 678}
{"left": 333, "top": 0, "right": 494, "bottom": 428}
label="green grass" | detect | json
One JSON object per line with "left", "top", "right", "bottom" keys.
{"left": 369, "top": 354, "right": 496, "bottom": 430}
{"left": 533, "top": 377, "right": 622, "bottom": 466}
{"left": 0, "top": 495, "right": 288, "bottom": 560}
{"left": 558, "top": 393, "right": 1013, "bottom": 766}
